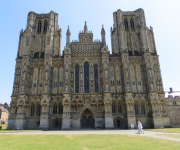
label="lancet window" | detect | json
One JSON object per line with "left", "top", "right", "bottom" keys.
{"left": 124, "top": 18, "right": 128, "bottom": 30}
{"left": 134, "top": 103, "right": 139, "bottom": 115}
{"left": 94, "top": 64, "right": 99, "bottom": 92}
{"left": 130, "top": 18, "right": 134, "bottom": 30}
{"left": 44, "top": 20, "right": 47, "bottom": 32}
{"left": 84, "top": 62, "right": 89, "bottom": 93}
{"left": 38, "top": 20, "right": 41, "bottom": 33}
{"left": 112, "top": 103, "right": 116, "bottom": 113}
{"left": 141, "top": 103, "right": 146, "bottom": 115}
{"left": 37, "top": 104, "right": 41, "bottom": 116}
{"left": 31, "top": 105, "right": 35, "bottom": 116}
{"left": 59, "top": 104, "right": 63, "bottom": 114}
{"left": 53, "top": 104, "right": 57, "bottom": 114}
{"left": 118, "top": 103, "right": 122, "bottom": 113}
{"left": 75, "top": 65, "right": 79, "bottom": 93}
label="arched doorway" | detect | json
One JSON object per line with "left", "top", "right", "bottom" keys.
{"left": 51, "top": 118, "right": 61, "bottom": 130}
{"left": 114, "top": 117, "right": 124, "bottom": 129}
{"left": 117, "top": 120, "right": 120, "bottom": 128}
{"left": 81, "top": 109, "right": 94, "bottom": 129}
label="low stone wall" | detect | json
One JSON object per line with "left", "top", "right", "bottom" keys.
{"left": 167, "top": 106, "right": 180, "bottom": 127}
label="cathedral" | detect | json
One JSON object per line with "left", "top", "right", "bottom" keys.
{"left": 8, "top": 8, "right": 171, "bottom": 130}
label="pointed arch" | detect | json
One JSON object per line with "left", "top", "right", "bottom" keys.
{"left": 44, "top": 19, "right": 47, "bottom": 32}
{"left": 38, "top": 20, "right": 41, "bottom": 33}
{"left": 124, "top": 18, "right": 128, "bottom": 30}
{"left": 130, "top": 18, "right": 134, "bottom": 30}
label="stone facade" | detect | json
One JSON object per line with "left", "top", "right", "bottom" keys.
{"left": 0, "top": 104, "right": 9, "bottom": 123}
{"left": 8, "top": 9, "right": 171, "bottom": 130}
{"left": 166, "top": 91, "right": 180, "bottom": 127}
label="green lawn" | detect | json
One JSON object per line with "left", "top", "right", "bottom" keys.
{"left": 0, "top": 129, "right": 41, "bottom": 133}
{"left": 145, "top": 128, "right": 180, "bottom": 133}
{"left": 157, "top": 134, "right": 180, "bottom": 139}
{"left": 0, "top": 134, "right": 180, "bottom": 150}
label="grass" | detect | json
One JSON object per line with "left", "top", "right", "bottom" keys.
{"left": 157, "top": 134, "right": 180, "bottom": 139}
{"left": 0, "top": 129, "right": 41, "bottom": 133}
{"left": 0, "top": 134, "right": 180, "bottom": 150}
{"left": 144, "top": 128, "right": 180, "bottom": 133}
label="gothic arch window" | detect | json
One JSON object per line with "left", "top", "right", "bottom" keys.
{"left": 130, "top": 18, "right": 135, "bottom": 30}
{"left": 124, "top": 18, "right": 128, "bottom": 30}
{"left": 53, "top": 104, "right": 57, "bottom": 114}
{"left": 31, "top": 104, "right": 35, "bottom": 116}
{"left": 94, "top": 64, "right": 99, "bottom": 92}
{"left": 38, "top": 20, "right": 41, "bottom": 33}
{"left": 59, "top": 104, "right": 63, "bottom": 114}
{"left": 37, "top": 104, "right": 41, "bottom": 116}
{"left": 75, "top": 65, "right": 79, "bottom": 93}
{"left": 44, "top": 20, "right": 47, "bottom": 32}
{"left": 141, "top": 103, "right": 146, "bottom": 115}
{"left": 134, "top": 103, "right": 139, "bottom": 115}
{"left": 84, "top": 62, "right": 89, "bottom": 93}
{"left": 112, "top": 103, "right": 116, "bottom": 113}
{"left": 118, "top": 103, "right": 122, "bottom": 113}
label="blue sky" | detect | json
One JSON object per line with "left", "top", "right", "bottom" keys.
{"left": 0, "top": 0, "right": 180, "bottom": 104}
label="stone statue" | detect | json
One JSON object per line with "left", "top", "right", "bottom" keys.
{"left": 81, "top": 72, "right": 82, "bottom": 79}
{"left": 127, "top": 81, "right": 130, "bottom": 90}
{"left": 65, "top": 84, "right": 68, "bottom": 92}
{"left": 125, "top": 69, "right": 128, "bottom": 77}
{"left": 45, "top": 71, "right": 48, "bottom": 80}
{"left": 66, "top": 72, "right": 68, "bottom": 79}
{"left": 150, "top": 81, "right": 154, "bottom": 90}
{"left": 106, "top": 82, "right": 108, "bottom": 91}
{"left": 105, "top": 70, "right": 108, "bottom": 77}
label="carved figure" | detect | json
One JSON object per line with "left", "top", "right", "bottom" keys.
{"left": 105, "top": 70, "right": 108, "bottom": 77}
{"left": 66, "top": 71, "right": 68, "bottom": 79}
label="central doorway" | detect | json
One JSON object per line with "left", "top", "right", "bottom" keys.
{"left": 81, "top": 109, "right": 94, "bottom": 129}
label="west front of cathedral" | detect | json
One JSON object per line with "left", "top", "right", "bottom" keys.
{"left": 8, "top": 8, "right": 171, "bottom": 130}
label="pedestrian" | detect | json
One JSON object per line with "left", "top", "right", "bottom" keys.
{"left": 137, "top": 121, "right": 141, "bottom": 134}
{"left": 140, "top": 122, "right": 144, "bottom": 134}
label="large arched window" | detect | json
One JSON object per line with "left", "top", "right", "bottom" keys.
{"left": 134, "top": 103, "right": 139, "bottom": 115}
{"left": 141, "top": 103, "right": 146, "bottom": 115}
{"left": 84, "top": 62, "right": 89, "bottom": 93}
{"left": 44, "top": 20, "right": 47, "bottom": 32}
{"left": 37, "top": 104, "right": 41, "bottom": 116}
{"left": 53, "top": 104, "right": 57, "bottom": 114}
{"left": 124, "top": 18, "right": 128, "bottom": 30}
{"left": 59, "top": 104, "right": 63, "bottom": 114}
{"left": 94, "top": 64, "right": 99, "bottom": 92}
{"left": 118, "top": 103, "right": 122, "bottom": 113}
{"left": 38, "top": 20, "right": 41, "bottom": 33}
{"left": 130, "top": 18, "right": 134, "bottom": 30}
{"left": 31, "top": 104, "right": 35, "bottom": 116}
{"left": 75, "top": 65, "right": 79, "bottom": 93}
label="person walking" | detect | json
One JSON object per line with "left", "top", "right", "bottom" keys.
{"left": 140, "top": 122, "right": 144, "bottom": 134}
{"left": 137, "top": 121, "right": 141, "bottom": 134}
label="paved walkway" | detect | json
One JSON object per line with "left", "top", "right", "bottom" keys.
{"left": 1, "top": 130, "right": 180, "bottom": 142}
